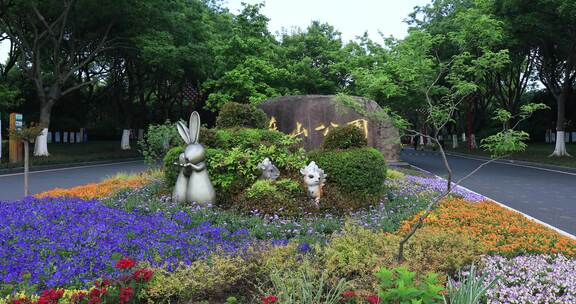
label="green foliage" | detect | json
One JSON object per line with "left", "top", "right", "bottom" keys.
{"left": 0, "top": 82, "right": 22, "bottom": 110}
{"left": 321, "top": 124, "right": 367, "bottom": 150}
{"left": 138, "top": 121, "right": 181, "bottom": 165}
{"left": 238, "top": 178, "right": 306, "bottom": 216}
{"left": 323, "top": 225, "right": 483, "bottom": 290}
{"left": 480, "top": 130, "right": 529, "bottom": 158}
{"left": 163, "top": 146, "right": 185, "bottom": 187}
{"left": 387, "top": 169, "right": 405, "bottom": 180}
{"left": 310, "top": 148, "right": 387, "bottom": 195}
{"left": 9, "top": 125, "right": 43, "bottom": 142}
{"left": 142, "top": 253, "right": 261, "bottom": 303}
{"left": 206, "top": 144, "right": 306, "bottom": 192}
{"left": 266, "top": 270, "right": 349, "bottom": 304}
{"left": 445, "top": 264, "right": 498, "bottom": 304}
{"left": 216, "top": 102, "right": 269, "bottom": 129}
{"left": 376, "top": 267, "right": 444, "bottom": 304}
{"left": 481, "top": 103, "right": 549, "bottom": 158}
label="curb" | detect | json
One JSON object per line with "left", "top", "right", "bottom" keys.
{"left": 0, "top": 158, "right": 144, "bottom": 176}
{"left": 441, "top": 149, "right": 576, "bottom": 174}
{"left": 407, "top": 163, "right": 576, "bottom": 240}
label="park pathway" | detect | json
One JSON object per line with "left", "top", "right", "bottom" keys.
{"left": 401, "top": 149, "right": 576, "bottom": 236}
{"left": 0, "top": 160, "right": 149, "bottom": 201}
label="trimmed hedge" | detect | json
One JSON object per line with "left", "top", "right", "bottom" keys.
{"left": 310, "top": 148, "right": 387, "bottom": 195}
{"left": 322, "top": 124, "right": 367, "bottom": 150}
{"left": 216, "top": 102, "right": 268, "bottom": 129}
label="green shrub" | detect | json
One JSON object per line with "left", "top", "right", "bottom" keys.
{"left": 163, "top": 146, "right": 185, "bottom": 187}
{"left": 216, "top": 102, "right": 268, "bottom": 129}
{"left": 208, "top": 128, "right": 291, "bottom": 150}
{"left": 200, "top": 127, "right": 222, "bottom": 148}
{"left": 376, "top": 267, "right": 444, "bottom": 304}
{"left": 237, "top": 178, "right": 307, "bottom": 216}
{"left": 138, "top": 121, "right": 181, "bottom": 165}
{"left": 323, "top": 225, "right": 483, "bottom": 290}
{"left": 310, "top": 148, "right": 387, "bottom": 195}
{"left": 386, "top": 169, "right": 405, "bottom": 180}
{"left": 143, "top": 253, "right": 262, "bottom": 303}
{"left": 321, "top": 124, "right": 367, "bottom": 150}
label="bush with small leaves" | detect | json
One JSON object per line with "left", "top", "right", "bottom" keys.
{"left": 216, "top": 102, "right": 269, "bottom": 129}
{"left": 310, "top": 148, "right": 387, "bottom": 195}
{"left": 138, "top": 121, "right": 181, "bottom": 165}
{"left": 237, "top": 178, "right": 307, "bottom": 216}
{"left": 163, "top": 146, "right": 185, "bottom": 187}
{"left": 322, "top": 124, "right": 367, "bottom": 150}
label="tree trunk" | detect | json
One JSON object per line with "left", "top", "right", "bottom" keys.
{"left": 550, "top": 91, "right": 570, "bottom": 157}
{"left": 470, "top": 134, "right": 477, "bottom": 149}
{"left": 452, "top": 134, "right": 458, "bottom": 149}
{"left": 34, "top": 101, "right": 54, "bottom": 156}
{"left": 121, "top": 129, "right": 131, "bottom": 150}
{"left": 23, "top": 141, "right": 29, "bottom": 196}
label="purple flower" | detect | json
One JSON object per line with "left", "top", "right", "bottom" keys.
{"left": 0, "top": 197, "right": 253, "bottom": 289}
{"left": 297, "top": 242, "right": 312, "bottom": 254}
{"left": 481, "top": 254, "right": 576, "bottom": 303}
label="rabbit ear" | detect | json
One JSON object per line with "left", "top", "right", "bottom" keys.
{"left": 176, "top": 121, "right": 190, "bottom": 144}
{"left": 189, "top": 111, "right": 201, "bottom": 144}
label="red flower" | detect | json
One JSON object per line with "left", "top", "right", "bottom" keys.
{"left": 131, "top": 268, "right": 154, "bottom": 281}
{"left": 118, "top": 286, "right": 134, "bottom": 304}
{"left": 37, "top": 289, "right": 64, "bottom": 304}
{"left": 261, "top": 295, "right": 278, "bottom": 304}
{"left": 115, "top": 257, "right": 136, "bottom": 270}
{"left": 71, "top": 292, "right": 87, "bottom": 303}
{"left": 341, "top": 291, "right": 357, "bottom": 298}
{"left": 365, "top": 295, "right": 381, "bottom": 304}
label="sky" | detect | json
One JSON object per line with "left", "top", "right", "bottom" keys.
{"left": 225, "top": 0, "right": 431, "bottom": 42}
{"left": 0, "top": 0, "right": 431, "bottom": 63}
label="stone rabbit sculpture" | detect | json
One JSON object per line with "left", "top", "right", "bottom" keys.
{"left": 257, "top": 157, "right": 280, "bottom": 181}
{"left": 173, "top": 111, "right": 216, "bottom": 205}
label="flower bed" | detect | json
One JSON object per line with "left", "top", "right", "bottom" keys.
{"left": 399, "top": 198, "right": 576, "bottom": 256}
{"left": 3, "top": 168, "right": 575, "bottom": 303}
{"left": 482, "top": 255, "right": 576, "bottom": 303}
{"left": 34, "top": 176, "right": 148, "bottom": 200}
{"left": 0, "top": 196, "right": 251, "bottom": 289}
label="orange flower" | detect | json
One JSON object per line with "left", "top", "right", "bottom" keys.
{"left": 35, "top": 176, "right": 147, "bottom": 200}
{"left": 398, "top": 198, "right": 576, "bottom": 256}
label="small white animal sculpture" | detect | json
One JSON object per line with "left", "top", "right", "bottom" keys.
{"left": 257, "top": 157, "right": 280, "bottom": 181}
{"left": 300, "top": 161, "right": 327, "bottom": 206}
{"left": 173, "top": 111, "right": 216, "bottom": 205}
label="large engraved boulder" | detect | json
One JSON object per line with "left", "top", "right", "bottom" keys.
{"left": 257, "top": 95, "right": 400, "bottom": 161}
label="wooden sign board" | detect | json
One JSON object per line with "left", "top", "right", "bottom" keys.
{"left": 9, "top": 113, "right": 23, "bottom": 163}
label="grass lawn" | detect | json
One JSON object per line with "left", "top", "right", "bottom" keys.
{"left": 0, "top": 140, "right": 141, "bottom": 169}
{"left": 447, "top": 142, "right": 576, "bottom": 168}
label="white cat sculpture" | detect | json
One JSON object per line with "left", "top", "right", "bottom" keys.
{"left": 300, "top": 161, "right": 327, "bottom": 206}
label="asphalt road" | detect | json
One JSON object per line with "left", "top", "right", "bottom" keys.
{"left": 0, "top": 160, "right": 149, "bottom": 201}
{"left": 401, "top": 149, "right": 576, "bottom": 235}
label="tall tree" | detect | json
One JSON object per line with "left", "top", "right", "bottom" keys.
{"left": 203, "top": 3, "right": 287, "bottom": 110}
{"left": 0, "top": 0, "right": 120, "bottom": 155}
{"left": 493, "top": 0, "right": 576, "bottom": 156}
